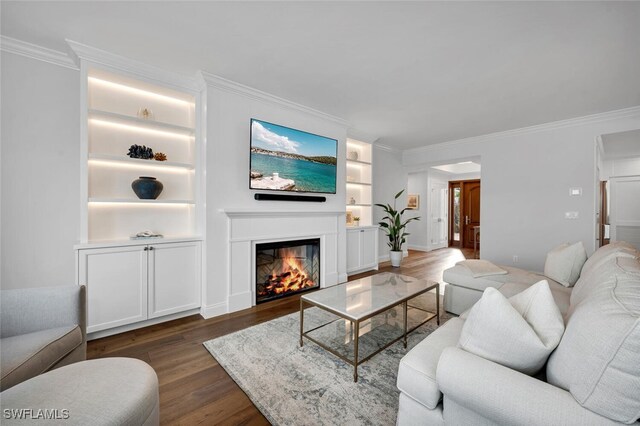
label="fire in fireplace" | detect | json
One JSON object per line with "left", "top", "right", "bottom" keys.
{"left": 255, "top": 238, "right": 320, "bottom": 304}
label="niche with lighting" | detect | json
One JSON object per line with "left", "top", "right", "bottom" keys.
{"left": 345, "top": 138, "right": 378, "bottom": 275}
{"left": 346, "top": 138, "right": 373, "bottom": 226}
{"left": 82, "top": 68, "right": 200, "bottom": 242}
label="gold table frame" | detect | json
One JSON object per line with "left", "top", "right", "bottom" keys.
{"left": 299, "top": 281, "right": 439, "bottom": 382}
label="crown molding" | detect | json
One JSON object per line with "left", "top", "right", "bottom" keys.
{"left": 66, "top": 39, "right": 200, "bottom": 93}
{"left": 1, "top": 36, "right": 77, "bottom": 70}
{"left": 404, "top": 105, "right": 640, "bottom": 156}
{"left": 200, "top": 71, "right": 348, "bottom": 127}
{"left": 347, "top": 127, "right": 379, "bottom": 145}
{"left": 373, "top": 142, "right": 400, "bottom": 153}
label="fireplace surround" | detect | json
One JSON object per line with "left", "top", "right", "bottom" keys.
{"left": 255, "top": 238, "right": 320, "bottom": 303}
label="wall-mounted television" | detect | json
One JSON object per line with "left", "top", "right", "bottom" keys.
{"left": 250, "top": 119, "right": 337, "bottom": 194}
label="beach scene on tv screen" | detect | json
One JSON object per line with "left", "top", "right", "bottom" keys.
{"left": 250, "top": 119, "right": 337, "bottom": 193}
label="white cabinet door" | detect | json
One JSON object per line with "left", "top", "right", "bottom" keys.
{"left": 148, "top": 241, "right": 201, "bottom": 319}
{"left": 346, "top": 229, "right": 362, "bottom": 273}
{"left": 361, "top": 228, "right": 378, "bottom": 269}
{"left": 78, "top": 246, "right": 148, "bottom": 333}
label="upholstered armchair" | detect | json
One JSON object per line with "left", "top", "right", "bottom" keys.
{"left": 0, "top": 285, "right": 86, "bottom": 391}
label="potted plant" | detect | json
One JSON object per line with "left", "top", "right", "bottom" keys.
{"left": 353, "top": 216, "right": 360, "bottom": 227}
{"left": 375, "top": 189, "right": 420, "bottom": 267}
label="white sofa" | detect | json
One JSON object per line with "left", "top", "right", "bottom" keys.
{"left": 396, "top": 242, "right": 640, "bottom": 425}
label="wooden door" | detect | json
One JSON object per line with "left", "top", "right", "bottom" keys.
{"left": 148, "top": 241, "right": 201, "bottom": 319}
{"left": 448, "top": 182, "right": 462, "bottom": 247}
{"left": 462, "top": 180, "right": 481, "bottom": 249}
{"left": 78, "top": 245, "right": 148, "bottom": 333}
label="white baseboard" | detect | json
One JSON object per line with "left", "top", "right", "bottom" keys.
{"left": 338, "top": 273, "right": 348, "bottom": 283}
{"left": 228, "top": 291, "right": 252, "bottom": 313}
{"left": 87, "top": 308, "right": 200, "bottom": 340}
{"left": 200, "top": 301, "right": 228, "bottom": 319}
{"left": 407, "top": 244, "right": 430, "bottom": 252}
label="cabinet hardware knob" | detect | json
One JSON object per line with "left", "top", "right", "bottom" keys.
{"left": 149, "top": 247, "right": 154, "bottom": 251}
{"left": 143, "top": 247, "right": 148, "bottom": 251}
{"left": 360, "top": 230, "right": 364, "bottom": 232}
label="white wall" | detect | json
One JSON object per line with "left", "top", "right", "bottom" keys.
{"left": 406, "top": 171, "right": 429, "bottom": 251}
{"left": 372, "top": 146, "right": 409, "bottom": 259}
{"left": 1, "top": 52, "right": 80, "bottom": 289}
{"left": 204, "top": 81, "right": 348, "bottom": 311}
{"left": 403, "top": 110, "right": 640, "bottom": 271}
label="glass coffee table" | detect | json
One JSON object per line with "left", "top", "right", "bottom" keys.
{"left": 299, "top": 272, "right": 439, "bottom": 382}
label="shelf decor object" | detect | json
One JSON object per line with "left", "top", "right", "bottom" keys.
{"left": 154, "top": 152, "right": 167, "bottom": 161}
{"left": 132, "top": 176, "right": 164, "bottom": 200}
{"left": 127, "top": 144, "right": 154, "bottom": 159}
{"left": 137, "top": 107, "right": 154, "bottom": 120}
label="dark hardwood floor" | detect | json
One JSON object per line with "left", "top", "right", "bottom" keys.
{"left": 87, "top": 247, "right": 473, "bottom": 425}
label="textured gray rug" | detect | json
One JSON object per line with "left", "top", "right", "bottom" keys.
{"left": 203, "top": 295, "right": 449, "bottom": 425}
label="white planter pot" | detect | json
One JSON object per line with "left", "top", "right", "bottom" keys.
{"left": 390, "top": 250, "right": 403, "bottom": 267}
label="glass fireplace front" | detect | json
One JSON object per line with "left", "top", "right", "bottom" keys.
{"left": 255, "top": 238, "right": 320, "bottom": 304}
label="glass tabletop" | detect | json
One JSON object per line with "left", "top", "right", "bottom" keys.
{"left": 301, "top": 272, "right": 437, "bottom": 321}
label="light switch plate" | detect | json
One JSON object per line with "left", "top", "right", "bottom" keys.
{"left": 569, "top": 187, "right": 582, "bottom": 196}
{"left": 565, "top": 211, "right": 579, "bottom": 219}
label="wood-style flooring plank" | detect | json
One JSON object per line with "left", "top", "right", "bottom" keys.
{"left": 88, "top": 247, "right": 472, "bottom": 425}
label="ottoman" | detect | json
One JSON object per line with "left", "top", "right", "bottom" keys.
{"left": 1, "top": 358, "right": 159, "bottom": 425}
{"left": 442, "top": 264, "right": 570, "bottom": 315}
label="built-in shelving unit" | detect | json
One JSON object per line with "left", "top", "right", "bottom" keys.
{"left": 81, "top": 67, "right": 200, "bottom": 242}
{"left": 346, "top": 138, "right": 373, "bottom": 227}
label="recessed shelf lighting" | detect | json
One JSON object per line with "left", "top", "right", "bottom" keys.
{"left": 89, "top": 198, "right": 195, "bottom": 206}
{"left": 88, "top": 154, "right": 194, "bottom": 172}
{"left": 89, "top": 118, "right": 194, "bottom": 141}
{"left": 88, "top": 77, "right": 194, "bottom": 106}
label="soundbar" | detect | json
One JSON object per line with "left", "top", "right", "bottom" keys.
{"left": 254, "top": 193, "right": 327, "bottom": 202}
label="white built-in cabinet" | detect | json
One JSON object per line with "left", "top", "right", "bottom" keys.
{"left": 346, "top": 226, "right": 379, "bottom": 274}
{"left": 74, "top": 56, "right": 204, "bottom": 338}
{"left": 78, "top": 240, "right": 201, "bottom": 334}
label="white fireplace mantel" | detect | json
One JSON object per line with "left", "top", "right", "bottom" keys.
{"left": 221, "top": 209, "right": 346, "bottom": 218}
{"left": 222, "top": 208, "right": 347, "bottom": 313}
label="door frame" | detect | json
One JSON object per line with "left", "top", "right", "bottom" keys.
{"left": 448, "top": 179, "right": 481, "bottom": 248}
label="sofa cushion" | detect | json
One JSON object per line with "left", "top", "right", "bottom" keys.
{"left": 0, "top": 325, "right": 82, "bottom": 391}
{"left": 397, "top": 317, "right": 465, "bottom": 409}
{"left": 458, "top": 281, "right": 565, "bottom": 375}
{"left": 547, "top": 257, "right": 640, "bottom": 424}
{"left": 571, "top": 243, "right": 639, "bottom": 308}
{"left": 580, "top": 241, "right": 638, "bottom": 278}
{"left": 544, "top": 242, "right": 588, "bottom": 287}
{"left": 498, "top": 281, "right": 572, "bottom": 317}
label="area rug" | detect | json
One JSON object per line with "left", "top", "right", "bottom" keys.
{"left": 203, "top": 296, "right": 449, "bottom": 425}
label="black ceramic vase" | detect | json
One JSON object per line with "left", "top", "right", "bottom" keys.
{"left": 131, "top": 176, "right": 164, "bottom": 199}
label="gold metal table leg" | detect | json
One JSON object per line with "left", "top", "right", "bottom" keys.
{"left": 353, "top": 320, "right": 359, "bottom": 382}
{"left": 403, "top": 300, "right": 408, "bottom": 348}
{"left": 436, "top": 285, "right": 440, "bottom": 325}
{"left": 299, "top": 299, "right": 304, "bottom": 347}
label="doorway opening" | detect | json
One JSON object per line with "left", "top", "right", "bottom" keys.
{"left": 448, "top": 179, "right": 481, "bottom": 254}
{"left": 597, "top": 129, "right": 640, "bottom": 250}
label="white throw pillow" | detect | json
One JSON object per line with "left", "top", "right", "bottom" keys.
{"left": 458, "top": 280, "right": 565, "bottom": 375}
{"left": 544, "top": 242, "right": 588, "bottom": 287}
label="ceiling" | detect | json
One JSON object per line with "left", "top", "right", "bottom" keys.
{"left": 432, "top": 161, "right": 481, "bottom": 175}
{"left": 2, "top": 1, "right": 640, "bottom": 150}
